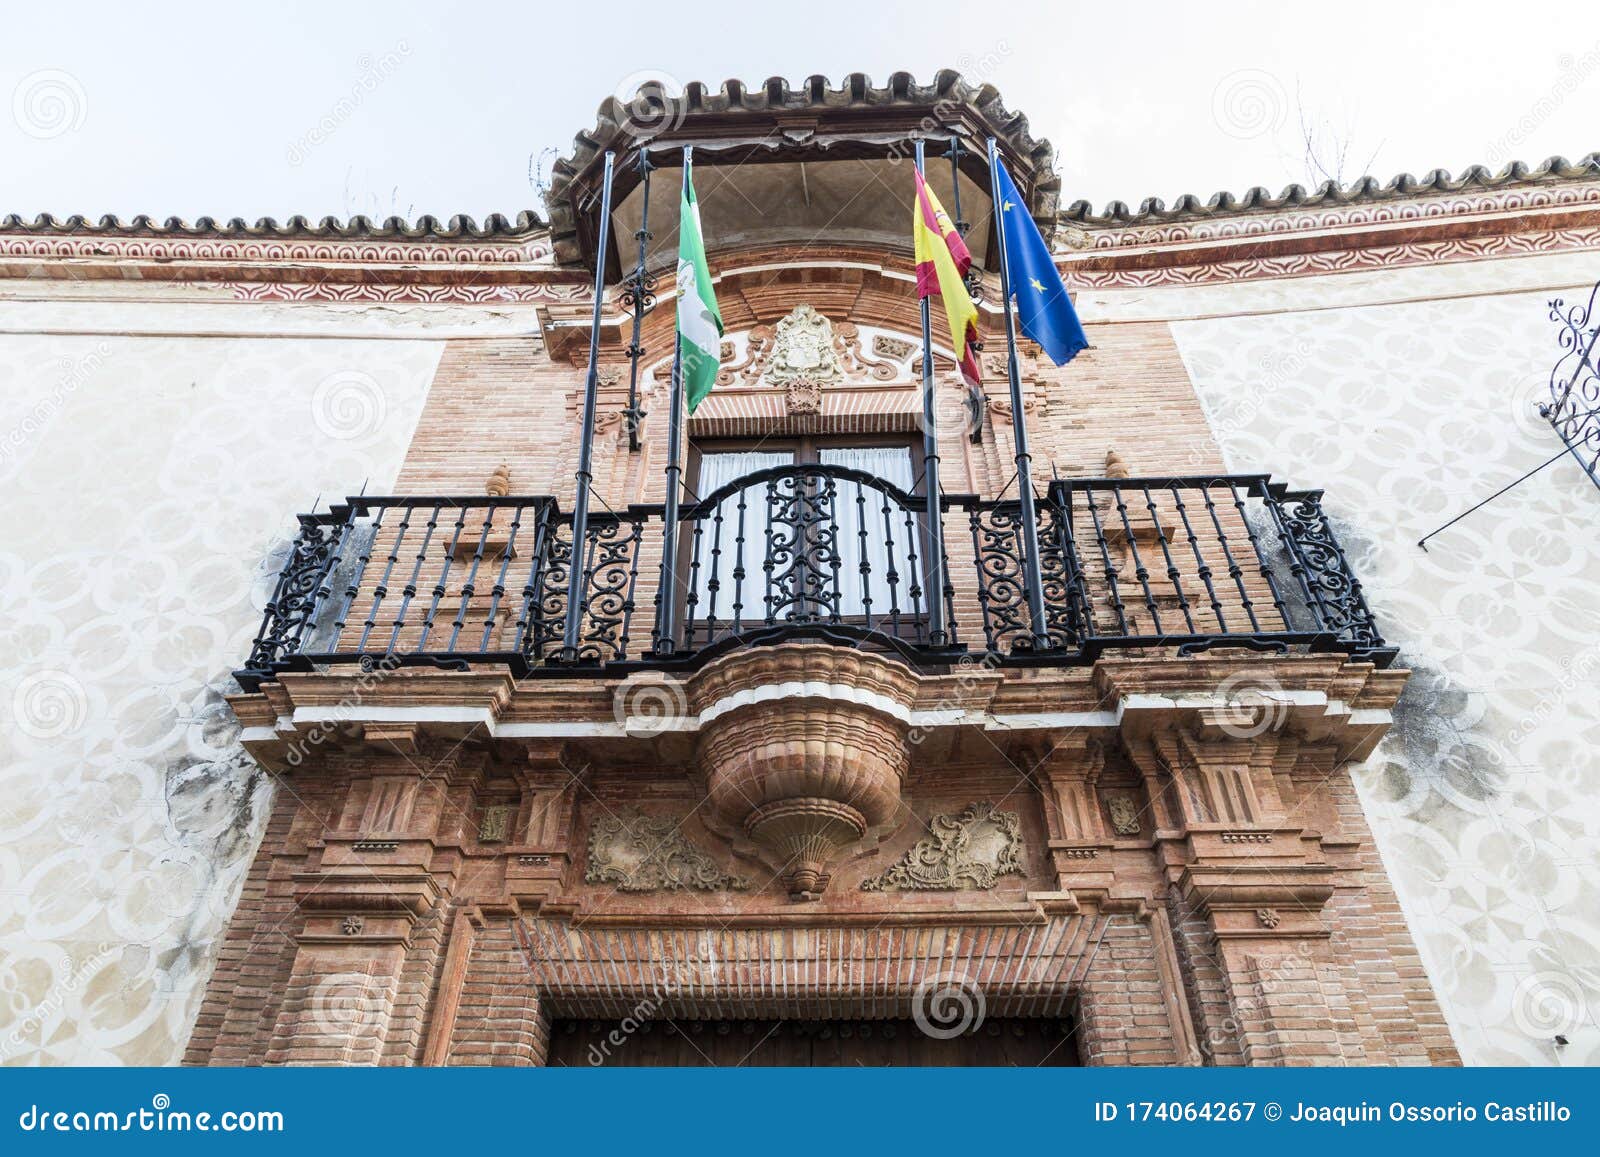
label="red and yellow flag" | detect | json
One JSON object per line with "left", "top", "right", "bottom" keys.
{"left": 913, "top": 169, "right": 981, "bottom": 388}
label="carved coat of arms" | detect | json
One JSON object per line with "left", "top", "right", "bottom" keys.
{"left": 763, "top": 304, "right": 844, "bottom": 387}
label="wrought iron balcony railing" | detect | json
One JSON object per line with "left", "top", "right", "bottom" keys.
{"left": 236, "top": 467, "right": 1392, "bottom": 691}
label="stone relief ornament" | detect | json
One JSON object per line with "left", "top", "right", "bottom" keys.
{"left": 1104, "top": 792, "right": 1142, "bottom": 837}
{"left": 585, "top": 809, "right": 750, "bottom": 892}
{"left": 861, "top": 802, "right": 1025, "bottom": 892}
{"left": 763, "top": 304, "right": 844, "bottom": 387}
{"left": 833, "top": 322, "right": 903, "bottom": 381}
{"left": 479, "top": 803, "right": 511, "bottom": 844}
{"left": 785, "top": 378, "right": 822, "bottom": 415}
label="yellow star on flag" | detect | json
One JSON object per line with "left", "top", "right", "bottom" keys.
{"left": 1029, "top": 277, "right": 1046, "bottom": 293}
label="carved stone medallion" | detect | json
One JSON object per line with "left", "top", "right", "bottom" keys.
{"left": 785, "top": 378, "right": 822, "bottom": 415}
{"left": 763, "top": 304, "right": 843, "bottom": 387}
{"left": 585, "top": 809, "right": 749, "bottom": 892}
{"left": 861, "top": 802, "right": 1024, "bottom": 892}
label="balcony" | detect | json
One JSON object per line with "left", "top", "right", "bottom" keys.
{"left": 237, "top": 465, "right": 1392, "bottom": 690}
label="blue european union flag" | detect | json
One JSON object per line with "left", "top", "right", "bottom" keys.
{"left": 995, "top": 157, "right": 1088, "bottom": 366}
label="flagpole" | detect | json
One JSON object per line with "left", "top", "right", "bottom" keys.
{"left": 654, "top": 146, "right": 692, "bottom": 656}
{"left": 985, "top": 136, "right": 1050, "bottom": 650}
{"left": 560, "top": 149, "right": 616, "bottom": 663}
{"left": 914, "top": 139, "right": 949, "bottom": 648}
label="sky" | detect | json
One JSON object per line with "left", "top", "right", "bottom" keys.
{"left": 2, "top": 0, "right": 1598, "bottom": 224}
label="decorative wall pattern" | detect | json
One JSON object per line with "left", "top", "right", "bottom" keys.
{"left": 0, "top": 328, "right": 438, "bottom": 1065}
{"left": 1173, "top": 283, "right": 1600, "bottom": 1066}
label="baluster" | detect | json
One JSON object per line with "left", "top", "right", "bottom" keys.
{"left": 1141, "top": 486, "right": 1194, "bottom": 634}
{"left": 574, "top": 521, "right": 600, "bottom": 661}
{"left": 616, "top": 522, "right": 643, "bottom": 661}
{"left": 1111, "top": 484, "right": 1162, "bottom": 634}
{"left": 333, "top": 504, "right": 383, "bottom": 652}
{"left": 478, "top": 504, "right": 525, "bottom": 652}
{"left": 902, "top": 505, "right": 925, "bottom": 641}
{"left": 296, "top": 506, "right": 356, "bottom": 655}
{"left": 685, "top": 519, "right": 706, "bottom": 644}
{"left": 823, "top": 475, "right": 842, "bottom": 623}
{"left": 1229, "top": 481, "right": 1292, "bottom": 632}
{"left": 1171, "top": 485, "right": 1227, "bottom": 633}
{"left": 1202, "top": 483, "right": 1259, "bottom": 632}
{"left": 763, "top": 477, "right": 780, "bottom": 626}
{"left": 939, "top": 502, "right": 958, "bottom": 648}
{"left": 730, "top": 488, "right": 748, "bottom": 635}
{"left": 968, "top": 506, "right": 999, "bottom": 653}
{"left": 387, "top": 503, "right": 441, "bottom": 654}
{"left": 418, "top": 505, "right": 470, "bottom": 651}
{"left": 1055, "top": 487, "right": 1092, "bottom": 641}
{"left": 855, "top": 480, "right": 872, "bottom": 629}
{"left": 705, "top": 498, "right": 726, "bottom": 637}
{"left": 359, "top": 503, "right": 413, "bottom": 652}
{"left": 880, "top": 492, "right": 903, "bottom": 637}
{"left": 446, "top": 506, "right": 496, "bottom": 651}
{"left": 1083, "top": 489, "right": 1129, "bottom": 636}
{"left": 514, "top": 504, "right": 551, "bottom": 658}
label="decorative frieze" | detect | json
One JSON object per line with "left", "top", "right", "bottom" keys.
{"left": 584, "top": 809, "right": 749, "bottom": 893}
{"left": 861, "top": 802, "right": 1025, "bottom": 892}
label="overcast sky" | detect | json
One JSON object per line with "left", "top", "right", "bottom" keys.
{"left": 3, "top": 0, "right": 1597, "bottom": 225}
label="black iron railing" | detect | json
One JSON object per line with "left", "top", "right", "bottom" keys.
{"left": 236, "top": 468, "right": 1392, "bottom": 690}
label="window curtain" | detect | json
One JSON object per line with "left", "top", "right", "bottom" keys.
{"left": 818, "top": 447, "right": 917, "bottom": 618}
{"left": 691, "top": 450, "right": 793, "bottom": 624}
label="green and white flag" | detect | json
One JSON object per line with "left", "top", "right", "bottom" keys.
{"left": 676, "top": 164, "right": 723, "bottom": 414}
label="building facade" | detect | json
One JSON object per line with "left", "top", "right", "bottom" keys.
{"left": 3, "top": 72, "right": 1597, "bottom": 1066}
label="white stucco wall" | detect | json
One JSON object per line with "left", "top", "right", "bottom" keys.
{"left": 1161, "top": 265, "right": 1600, "bottom": 1066}
{"left": 0, "top": 313, "right": 444, "bottom": 1064}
